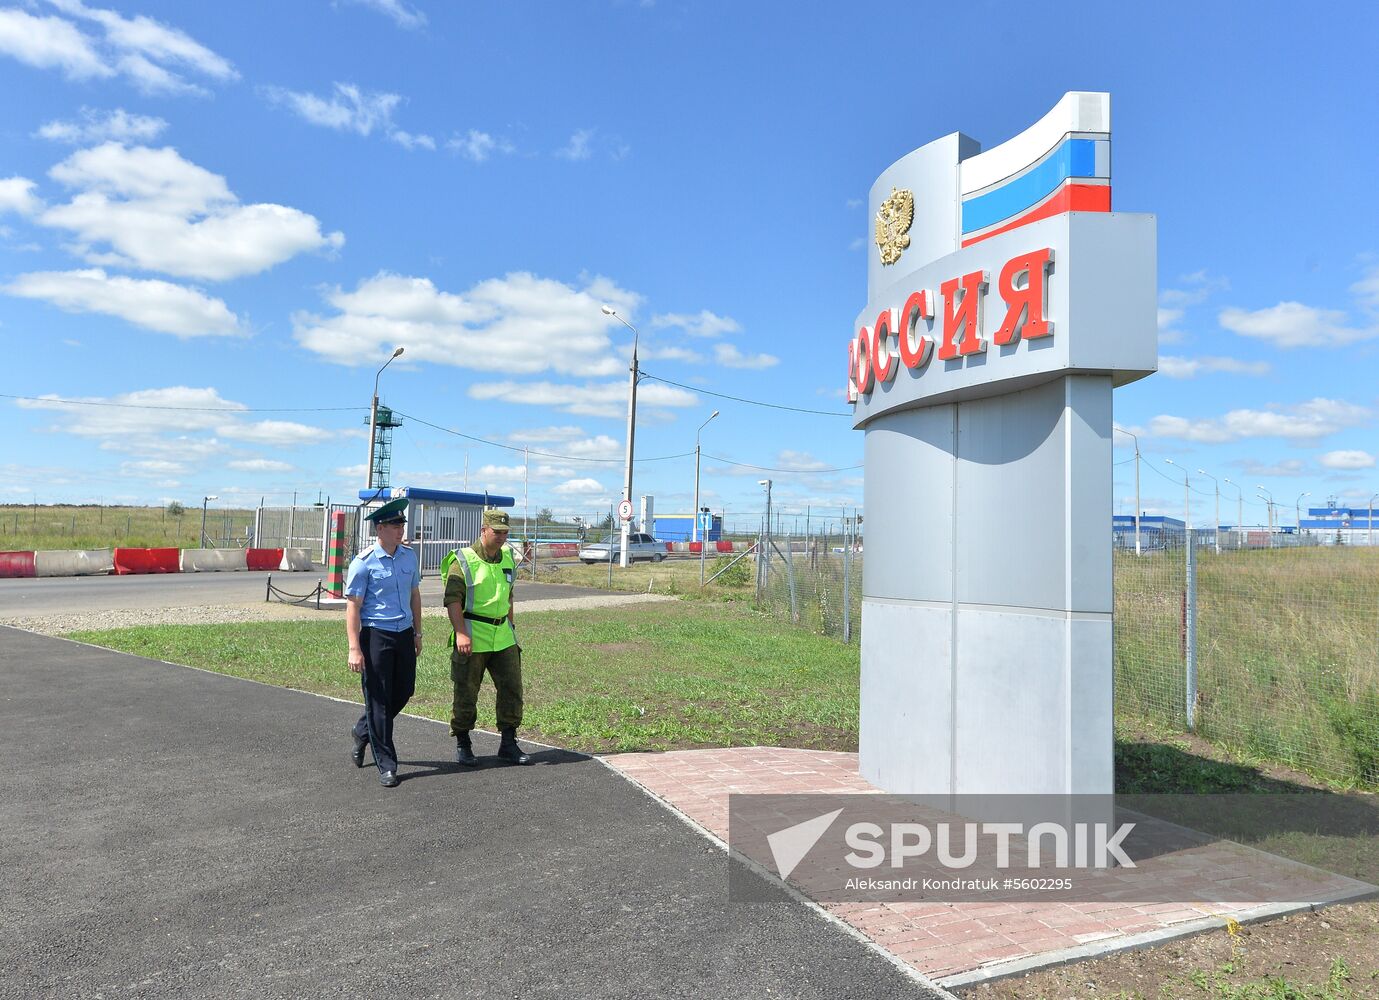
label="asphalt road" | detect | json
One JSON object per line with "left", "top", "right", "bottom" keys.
{"left": 0, "top": 572, "right": 612, "bottom": 616}
{"left": 0, "top": 626, "right": 942, "bottom": 999}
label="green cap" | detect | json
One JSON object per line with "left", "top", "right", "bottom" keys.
{"left": 482, "top": 508, "right": 510, "bottom": 529}
{"left": 365, "top": 497, "right": 409, "bottom": 524}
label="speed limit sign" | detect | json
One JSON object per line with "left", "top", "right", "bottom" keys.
{"left": 617, "top": 500, "right": 634, "bottom": 522}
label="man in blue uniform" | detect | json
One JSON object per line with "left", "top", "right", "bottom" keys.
{"left": 345, "top": 497, "right": 423, "bottom": 788}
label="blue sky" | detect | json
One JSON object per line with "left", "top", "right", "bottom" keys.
{"left": 1, "top": 0, "right": 1376, "bottom": 529}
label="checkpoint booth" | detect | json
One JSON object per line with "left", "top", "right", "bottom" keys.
{"left": 358, "top": 487, "right": 516, "bottom": 573}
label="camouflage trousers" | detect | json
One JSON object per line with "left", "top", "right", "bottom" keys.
{"left": 449, "top": 643, "right": 523, "bottom": 734}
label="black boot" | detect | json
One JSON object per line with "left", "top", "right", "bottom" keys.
{"left": 497, "top": 727, "right": 531, "bottom": 765}
{"left": 455, "top": 731, "right": 478, "bottom": 767}
{"left": 350, "top": 728, "right": 368, "bottom": 768}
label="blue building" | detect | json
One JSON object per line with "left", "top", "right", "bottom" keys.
{"left": 1300, "top": 504, "right": 1379, "bottom": 545}
{"left": 357, "top": 486, "right": 516, "bottom": 570}
{"left": 653, "top": 512, "right": 722, "bottom": 542}
{"left": 1112, "top": 514, "right": 1184, "bottom": 549}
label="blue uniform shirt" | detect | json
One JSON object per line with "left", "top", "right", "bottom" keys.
{"left": 345, "top": 541, "right": 423, "bottom": 631}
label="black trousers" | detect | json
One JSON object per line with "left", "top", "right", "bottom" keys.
{"left": 352, "top": 626, "right": 416, "bottom": 773}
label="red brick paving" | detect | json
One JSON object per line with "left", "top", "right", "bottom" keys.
{"left": 604, "top": 746, "right": 1371, "bottom": 984}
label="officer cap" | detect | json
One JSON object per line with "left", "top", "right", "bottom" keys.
{"left": 482, "top": 508, "right": 510, "bottom": 529}
{"left": 364, "top": 497, "right": 409, "bottom": 524}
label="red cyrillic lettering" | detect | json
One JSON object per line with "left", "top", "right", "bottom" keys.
{"left": 872, "top": 308, "right": 898, "bottom": 383}
{"left": 855, "top": 326, "right": 874, "bottom": 394}
{"left": 993, "top": 248, "right": 1054, "bottom": 345}
{"left": 938, "top": 269, "right": 989, "bottom": 359}
{"left": 898, "top": 290, "right": 933, "bottom": 370}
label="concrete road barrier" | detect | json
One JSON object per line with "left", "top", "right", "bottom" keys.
{"left": 34, "top": 549, "right": 115, "bottom": 577}
{"left": 279, "top": 548, "right": 313, "bottom": 571}
{"left": 245, "top": 548, "right": 284, "bottom": 571}
{"left": 0, "top": 550, "right": 36, "bottom": 578}
{"left": 179, "top": 548, "right": 248, "bottom": 573}
{"left": 113, "top": 548, "right": 181, "bottom": 575}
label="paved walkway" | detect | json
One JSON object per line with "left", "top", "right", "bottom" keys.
{"left": 603, "top": 747, "right": 1375, "bottom": 989}
{"left": 0, "top": 626, "right": 944, "bottom": 999}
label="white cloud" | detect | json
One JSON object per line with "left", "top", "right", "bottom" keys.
{"left": 1145, "top": 398, "right": 1370, "bottom": 444}
{"left": 227, "top": 458, "right": 295, "bottom": 472}
{"left": 1157, "top": 355, "right": 1271, "bottom": 379}
{"left": 36, "top": 106, "right": 168, "bottom": 144}
{"left": 0, "top": 7, "right": 109, "bottom": 80}
{"left": 3, "top": 268, "right": 241, "bottom": 337}
{"left": 1219, "top": 302, "right": 1377, "bottom": 349}
{"left": 552, "top": 478, "right": 607, "bottom": 496}
{"left": 389, "top": 128, "right": 435, "bottom": 151}
{"left": 121, "top": 458, "right": 185, "bottom": 477}
{"left": 774, "top": 450, "right": 830, "bottom": 472}
{"left": 845, "top": 198, "right": 862, "bottom": 209}
{"left": 294, "top": 270, "right": 641, "bottom": 377}
{"left": 218, "top": 420, "right": 329, "bottom": 447}
{"left": 0, "top": 176, "right": 41, "bottom": 216}
{"left": 264, "top": 82, "right": 433, "bottom": 152}
{"left": 1352, "top": 265, "right": 1379, "bottom": 311}
{"left": 342, "top": 0, "right": 427, "bottom": 29}
{"left": 1157, "top": 307, "right": 1183, "bottom": 330}
{"left": 508, "top": 425, "right": 586, "bottom": 444}
{"left": 714, "top": 342, "right": 779, "bottom": 369}
{"left": 1230, "top": 458, "right": 1307, "bottom": 478}
{"left": 555, "top": 128, "right": 594, "bottom": 161}
{"left": 652, "top": 309, "right": 741, "bottom": 338}
{"left": 642, "top": 345, "right": 705, "bottom": 363}
{"left": 12, "top": 0, "right": 238, "bottom": 95}
{"left": 17, "top": 386, "right": 242, "bottom": 439}
{"left": 1160, "top": 271, "right": 1229, "bottom": 307}
{"left": 446, "top": 129, "right": 515, "bottom": 163}
{"left": 40, "top": 143, "right": 344, "bottom": 280}
{"left": 1320, "top": 450, "right": 1375, "bottom": 471}
{"left": 468, "top": 379, "right": 697, "bottom": 418}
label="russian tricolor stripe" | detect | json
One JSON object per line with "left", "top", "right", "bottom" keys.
{"left": 959, "top": 92, "right": 1112, "bottom": 248}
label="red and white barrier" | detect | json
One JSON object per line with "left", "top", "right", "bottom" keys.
{"left": 246, "top": 548, "right": 284, "bottom": 571}
{"left": 0, "top": 551, "right": 36, "bottom": 578}
{"left": 113, "top": 547, "right": 181, "bottom": 575}
{"left": 34, "top": 549, "right": 115, "bottom": 577}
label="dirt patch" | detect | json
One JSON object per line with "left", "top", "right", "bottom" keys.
{"left": 961, "top": 901, "right": 1379, "bottom": 998}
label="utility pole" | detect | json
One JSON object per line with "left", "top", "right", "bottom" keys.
{"left": 602, "top": 305, "right": 640, "bottom": 568}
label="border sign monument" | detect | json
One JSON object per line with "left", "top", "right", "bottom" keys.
{"left": 850, "top": 93, "right": 1157, "bottom": 797}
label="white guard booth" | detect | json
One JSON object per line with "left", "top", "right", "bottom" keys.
{"left": 850, "top": 93, "right": 1157, "bottom": 797}
{"left": 358, "top": 487, "right": 517, "bottom": 573}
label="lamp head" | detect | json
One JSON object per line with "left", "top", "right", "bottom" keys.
{"left": 600, "top": 305, "right": 616, "bottom": 316}
{"left": 391, "top": 346, "right": 404, "bottom": 359}
{"left": 710, "top": 409, "right": 720, "bottom": 419}
{"left": 204, "top": 495, "right": 218, "bottom": 501}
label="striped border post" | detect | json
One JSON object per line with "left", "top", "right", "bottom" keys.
{"left": 325, "top": 511, "right": 347, "bottom": 597}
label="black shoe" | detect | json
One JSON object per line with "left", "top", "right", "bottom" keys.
{"left": 350, "top": 729, "right": 368, "bottom": 768}
{"left": 379, "top": 770, "right": 400, "bottom": 788}
{"left": 497, "top": 728, "right": 531, "bottom": 765}
{"left": 455, "top": 732, "right": 478, "bottom": 767}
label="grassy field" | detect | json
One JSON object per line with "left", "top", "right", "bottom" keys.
{"left": 1114, "top": 545, "right": 1379, "bottom": 788}
{"left": 0, "top": 503, "right": 256, "bottom": 551}
{"left": 71, "top": 600, "right": 862, "bottom": 753}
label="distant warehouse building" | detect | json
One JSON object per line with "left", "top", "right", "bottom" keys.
{"left": 1301, "top": 504, "right": 1379, "bottom": 546}
{"left": 652, "top": 512, "right": 722, "bottom": 542}
{"left": 1112, "top": 514, "right": 1185, "bottom": 549}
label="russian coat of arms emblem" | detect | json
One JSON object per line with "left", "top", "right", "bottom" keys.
{"left": 874, "top": 187, "right": 914, "bottom": 266}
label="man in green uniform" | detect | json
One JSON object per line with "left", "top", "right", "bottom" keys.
{"left": 444, "top": 508, "right": 531, "bottom": 766}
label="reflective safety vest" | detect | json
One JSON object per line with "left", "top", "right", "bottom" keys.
{"left": 441, "top": 544, "right": 517, "bottom": 653}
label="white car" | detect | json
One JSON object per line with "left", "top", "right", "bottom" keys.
{"left": 579, "top": 532, "right": 666, "bottom": 564}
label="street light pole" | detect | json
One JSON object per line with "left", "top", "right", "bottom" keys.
{"left": 1115, "top": 426, "right": 1141, "bottom": 556}
{"left": 1223, "top": 479, "right": 1243, "bottom": 547}
{"left": 693, "top": 409, "right": 719, "bottom": 544}
{"left": 1165, "top": 459, "right": 1190, "bottom": 540}
{"left": 1256, "top": 485, "right": 1275, "bottom": 547}
{"left": 1295, "top": 492, "right": 1311, "bottom": 538}
{"left": 602, "top": 305, "right": 640, "bottom": 568}
{"left": 200, "top": 494, "right": 218, "bottom": 548}
{"left": 1197, "top": 468, "right": 1220, "bottom": 554}
{"left": 366, "top": 346, "right": 405, "bottom": 490}
{"left": 1370, "top": 492, "right": 1378, "bottom": 547}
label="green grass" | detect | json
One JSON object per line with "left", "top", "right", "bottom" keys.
{"left": 0, "top": 502, "right": 255, "bottom": 551}
{"left": 1114, "top": 546, "right": 1379, "bottom": 787}
{"left": 70, "top": 600, "right": 862, "bottom": 753}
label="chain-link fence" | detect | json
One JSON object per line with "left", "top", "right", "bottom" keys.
{"left": 753, "top": 525, "right": 1379, "bottom": 787}
{"left": 1116, "top": 533, "right": 1379, "bottom": 785}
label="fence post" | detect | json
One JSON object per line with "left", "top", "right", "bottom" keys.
{"left": 842, "top": 519, "right": 853, "bottom": 643}
{"left": 784, "top": 534, "right": 798, "bottom": 624}
{"left": 1185, "top": 532, "right": 1198, "bottom": 732}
